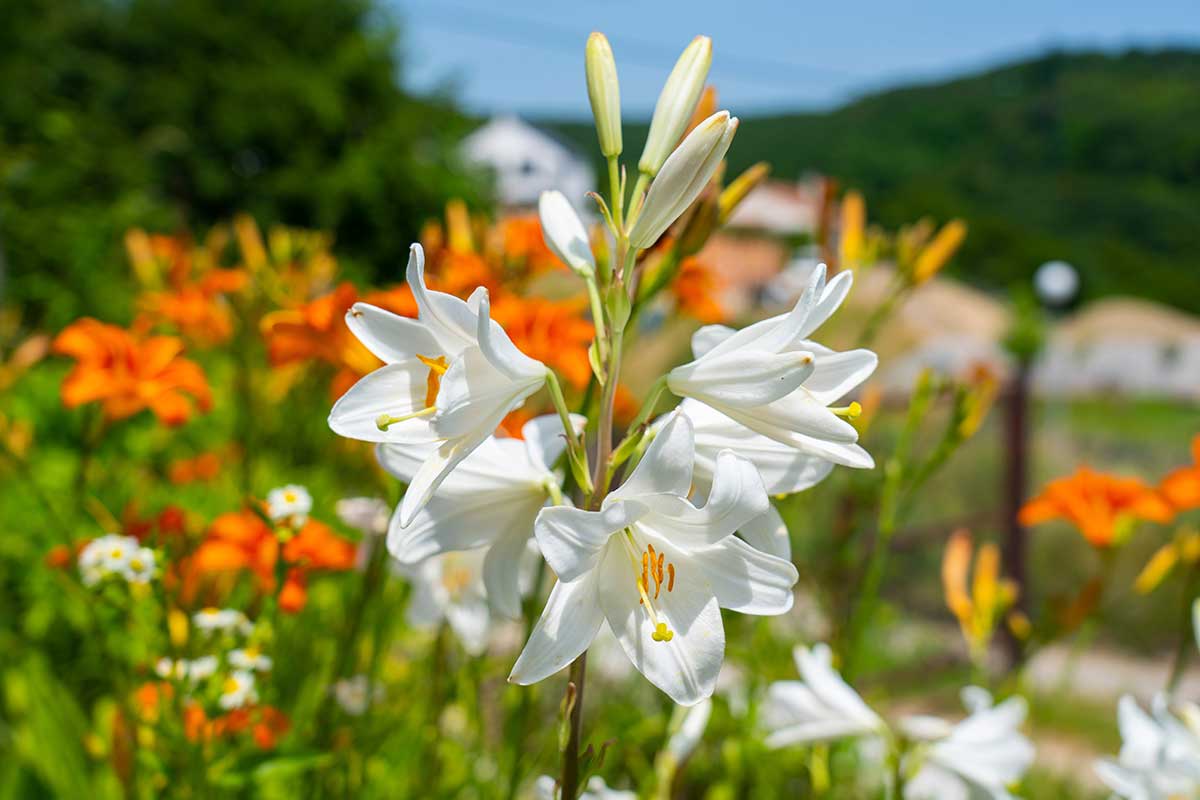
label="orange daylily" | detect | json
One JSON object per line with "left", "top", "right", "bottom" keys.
{"left": 1020, "top": 466, "right": 1174, "bottom": 547}
{"left": 261, "top": 282, "right": 417, "bottom": 399}
{"left": 500, "top": 214, "right": 561, "bottom": 275}
{"left": 53, "top": 318, "right": 212, "bottom": 426}
{"left": 1160, "top": 434, "right": 1200, "bottom": 512}
{"left": 490, "top": 295, "right": 594, "bottom": 390}
{"left": 941, "top": 529, "right": 1021, "bottom": 661}
{"left": 127, "top": 229, "right": 248, "bottom": 346}
{"left": 188, "top": 508, "right": 356, "bottom": 613}
{"left": 671, "top": 257, "right": 726, "bottom": 324}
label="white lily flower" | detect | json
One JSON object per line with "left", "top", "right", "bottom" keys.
{"left": 668, "top": 265, "right": 876, "bottom": 460}
{"left": 379, "top": 414, "right": 581, "bottom": 619}
{"left": 638, "top": 35, "right": 712, "bottom": 178}
{"left": 400, "top": 549, "right": 494, "bottom": 656}
{"left": 763, "top": 643, "right": 887, "bottom": 748}
{"left": 539, "top": 191, "right": 595, "bottom": 278}
{"left": 218, "top": 670, "right": 258, "bottom": 710}
{"left": 628, "top": 111, "right": 738, "bottom": 250}
{"left": 510, "top": 412, "right": 798, "bottom": 706}
{"left": 1095, "top": 693, "right": 1200, "bottom": 799}
{"left": 680, "top": 397, "right": 868, "bottom": 559}
{"left": 328, "top": 244, "right": 548, "bottom": 526}
{"left": 335, "top": 496, "right": 390, "bottom": 537}
{"left": 228, "top": 646, "right": 273, "bottom": 672}
{"left": 533, "top": 775, "right": 636, "bottom": 800}
{"left": 903, "top": 688, "right": 1035, "bottom": 800}
{"left": 666, "top": 697, "right": 713, "bottom": 762}
{"left": 266, "top": 484, "right": 312, "bottom": 525}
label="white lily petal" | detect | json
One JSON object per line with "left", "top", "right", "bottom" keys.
{"left": 610, "top": 411, "right": 695, "bottom": 502}
{"left": 433, "top": 346, "right": 541, "bottom": 440}
{"left": 534, "top": 501, "right": 647, "bottom": 583}
{"left": 598, "top": 537, "right": 724, "bottom": 706}
{"left": 716, "top": 392, "right": 860, "bottom": 446}
{"left": 328, "top": 362, "right": 438, "bottom": 444}
{"left": 691, "top": 534, "right": 797, "bottom": 614}
{"left": 483, "top": 527, "right": 533, "bottom": 619}
{"left": 798, "top": 269, "right": 853, "bottom": 340}
{"left": 474, "top": 289, "right": 547, "bottom": 382}
{"left": 690, "top": 324, "right": 736, "bottom": 360}
{"left": 801, "top": 348, "right": 878, "bottom": 405}
{"left": 345, "top": 302, "right": 439, "bottom": 363}
{"left": 510, "top": 570, "right": 603, "bottom": 686}
{"left": 739, "top": 505, "right": 792, "bottom": 560}
{"left": 636, "top": 450, "right": 768, "bottom": 547}
{"left": 405, "top": 243, "right": 478, "bottom": 355}
{"left": 538, "top": 190, "right": 595, "bottom": 276}
{"left": 445, "top": 597, "right": 491, "bottom": 656}
{"left": 522, "top": 412, "right": 586, "bottom": 473}
{"left": 667, "top": 349, "right": 815, "bottom": 408}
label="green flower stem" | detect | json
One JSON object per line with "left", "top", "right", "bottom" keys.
{"left": 546, "top": 369, "right": 593, "bottom": 495}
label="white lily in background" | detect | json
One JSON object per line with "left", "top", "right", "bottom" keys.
{"left": 1094, "top": 694, "right": 1200, "bottom": 799}
{"left": 328, "top": 244, "right": 548, "bottom": 526}
{"left": 510, "top": 412, "right": 798, "bottom": 705}
{"left": 379, "top": 414, "right": 581, "bottom": 618}
{"left": 902, "top": 688, "right": 1035, "bottom": 800}
{"left": 400, "top": 549, "right": 495, "bottom": 656}
{"left": 763, "top": 643, "right": 887, "bottom": 748}
{"left": 539, "top": 191, "right": 595, "bottom": 278}
{"left": 681, "top": 398, "right": 871, "bottom": 559}
{"left": 665, "top": 697, "right": 713, "bottom": 763}
{"left": 667, "top": 265, "right": 876, "bottom": 460}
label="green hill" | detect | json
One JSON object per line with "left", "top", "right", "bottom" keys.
{"left": 544, "top": 49, "right": 1200, "bottom": 312}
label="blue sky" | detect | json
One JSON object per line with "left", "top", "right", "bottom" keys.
{"left": 388, "top": 0, "right": 1200, "bottom": 117}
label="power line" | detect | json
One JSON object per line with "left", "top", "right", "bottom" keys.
{"left": 392, "top": 0, "right": 866, "bottom": 89}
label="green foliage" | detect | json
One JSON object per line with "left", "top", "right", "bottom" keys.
{"left": 548, "top": 48, "right": 1200, "bottom": 312}
{"left": 0, "top": 0, "right": 484, "bottom": 328}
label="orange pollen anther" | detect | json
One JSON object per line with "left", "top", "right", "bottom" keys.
{"left": 416, "top": 354, "right": 449, "bottom": 408}
{"left": 638, "top": 543, "right": 675, "bottom": 605}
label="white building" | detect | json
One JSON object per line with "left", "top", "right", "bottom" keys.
{"left": 460, "top": 115, "right": 594, "bottom": 210}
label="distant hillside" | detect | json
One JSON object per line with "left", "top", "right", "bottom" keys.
{"left": 544, "top": 49, "right": 1200, "bottom": 312}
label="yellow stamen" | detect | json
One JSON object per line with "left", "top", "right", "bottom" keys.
{"left": 375, "top": 406, "right": 436, "bottom": 431}
{"left": 416, "top": 354, "right": 449, "bottom": 407}
{"left": 831, "top": 401, "right": 862, "bottom": 419}
{"left": 623, "top": 531, "right": 677, "bottom": 642}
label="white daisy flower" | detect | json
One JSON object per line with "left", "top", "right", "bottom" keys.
{"left": 218, "top": 670, "right": 258, "bottom": 710}
{"left": 267, "top": 484, "right": 313, "bottom": 526}
{"left": 193, "top": 607, "right": 253, "bottom": 636}
{"left": 228, "top": 646, "right": 273, "bottom": 672}
{"left": 121, "top": 546, "right": 157, "bottom": 584}
{"left": 332, "top": 674, "right": 384, "bottom": 716}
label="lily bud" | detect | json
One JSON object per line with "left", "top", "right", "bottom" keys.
{"left": 718, "top": 161, "right": 770, "bottom": 223}
{"left": 629, "top": 111, "right": 737, "bottom": 250}
{"left": 585, "top": 32, "right": 622, "bottom": 158}
{"left": 538, "top": 191, "right": 595, "bottom": 278}
{"left": 638, "top": 36, "right": 712, "bottom": 178}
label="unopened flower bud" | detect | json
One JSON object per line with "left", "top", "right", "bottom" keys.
{"left": 638, "top": 36, "right": 712, "bottom": 178}
{"left": 585, "top": 32, "right": 622, "bottom": 159}
{"left": 676, "top": 189, "right": 719, "bottom": 258}
{"left": 629, "top": 111, "right": 737, "bottom": 250}
{"left": 719, "top": 162, "right": 770, "bottom": 223}
{"left": 538, "top": 191, "right": 595, "bottom": 278}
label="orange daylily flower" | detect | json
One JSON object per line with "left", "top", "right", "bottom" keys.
{"left": 261, "top": 282, "right": 418, "bottom": 399}
{"left": 168, "top": 451, "right": 223, "bottom": 485}
{"left": 1020, "top": 466, "right": 1175, "bottom": 547}
{"left": 127, "top": 228, "right": 248, "bottom": 346}
{"left": 490, "top": 295, "right": 594, "bottom": 390}
{"left": 188, "top": 508, "right": 356, "bottom": 613}
{"left": 53, "top": 318, "right": 212, "bottom": 426}
{"left": 671, "top": 257, "right": 726, "bottom": 324}
{"left": 500, "top": 214, "right": 561, "bottom": 275}
{"left": 1160, "top": 434, "right": 1200, "bottom": 512}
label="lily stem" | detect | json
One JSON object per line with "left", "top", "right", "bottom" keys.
{"left": 560, "top": 652, "right": 589, "bottom": 800}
